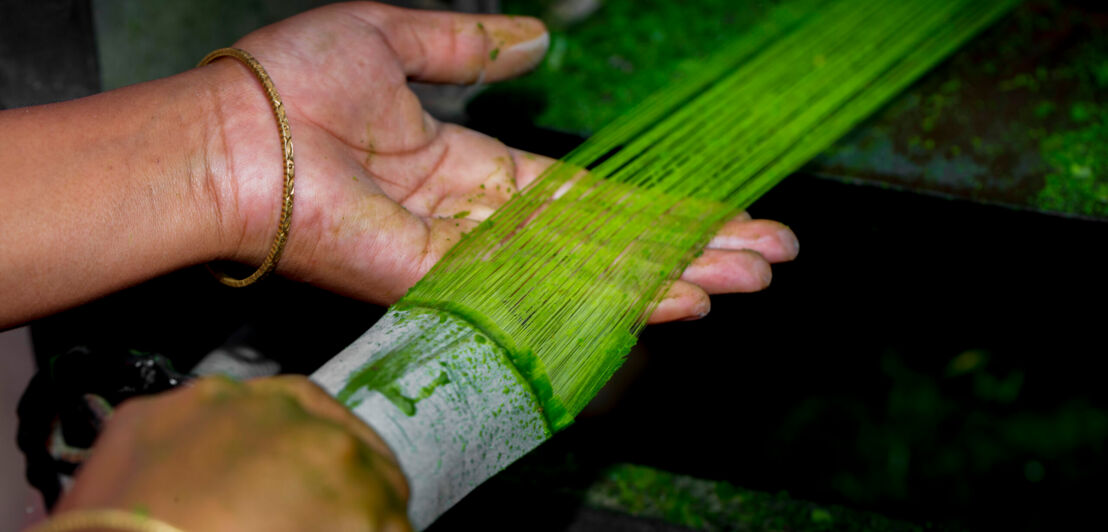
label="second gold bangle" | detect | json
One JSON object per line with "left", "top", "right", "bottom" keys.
{"left": 197, "top": 47, "right": 294, "bottom": 288}
{"left": 26, "top": 508, "right": 185, "bottom": 532}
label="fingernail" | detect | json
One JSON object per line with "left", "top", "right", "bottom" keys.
{"left": 490, "top": 17, "right": 549, "bottom": 62}
{"left": 755, "top": 257, "right": 773, "bottom": 288}
{"left": 507, "top": 31, "right": 550, "bottom": 60}
{"left": 677, "top": 299, "right": 711, "bottom": 321}
{"left": 499, "top": 17, "right": 548, "bottom": 47}
{"left": 778, "top": 228, "right": 800, "bottom": 259}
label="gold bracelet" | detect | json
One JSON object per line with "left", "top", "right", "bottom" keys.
{"left": 26, "top": 509, "right": 184, "bottom": 532}
{"left": 197, "top": 47, "right": 295, "bottom": 287}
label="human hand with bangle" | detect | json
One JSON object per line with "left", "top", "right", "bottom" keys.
{"left": 208, "top": 2, "right": 799, "bottom": 322}
{"left": 0, "top": 1, "right": 797, "bottom": 328}
{"left": 49, "top": 376, "right": 411, "bottom": 532}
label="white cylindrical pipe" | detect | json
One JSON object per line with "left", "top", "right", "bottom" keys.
{"left": 312, "top": 306, "right": 550, "bottom": 530}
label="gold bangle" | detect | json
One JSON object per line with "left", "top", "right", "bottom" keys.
{"left": 197, "top": 47, "right": 295, "bottom": 287}
{"left": 26, "top": 509, "right": 184, "bottom": 532}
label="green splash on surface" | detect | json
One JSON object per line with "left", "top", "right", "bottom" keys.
{"left": 380, "top": 384, "right": 416, "bottom": 416}
{"left": 1037, "top": 103, "right": 1108, "bottom": 217}
{"left": 337, "top": 306, "right": 556, "bottom": 434}
{"left": 396, "top": 300, "right": 575, "bottom": 431}
{"left": 497, "top": 0, "right": 795, "bottom": 134}
{"left": 578, "top": 464, "right": 908, "bottom": 531}
{"left": 372, "top": 372, "right": 452, "bottom": 417}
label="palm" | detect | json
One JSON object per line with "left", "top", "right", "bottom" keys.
{"left": 227, "top": 5, "right": 547, "bottom": 303}
{"left": 224, "top": 3, "right": 798, "bottom": 322}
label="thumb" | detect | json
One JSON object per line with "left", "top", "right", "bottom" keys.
{"left": 353, "top": 4, "right": 550, "bottom": 84}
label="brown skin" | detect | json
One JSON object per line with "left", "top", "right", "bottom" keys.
{"left": 3, "top": 1, "right": 799, "bottom": 528}
{"left": 0, "top": 1, "right": 797, "bottom": 329}
{"left": 56, "top": 376, "right": 412, "bottom": 532}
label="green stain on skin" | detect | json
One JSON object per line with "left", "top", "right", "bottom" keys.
{"left": 489, "top": 47, "right": 500, "bottom": 61}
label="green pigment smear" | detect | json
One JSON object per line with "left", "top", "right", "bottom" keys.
{"left": 398, "top": 0, "right": 1019, "bottom": 432}
{"left": 375, "top": 371, "right": 452, "bottom": 416}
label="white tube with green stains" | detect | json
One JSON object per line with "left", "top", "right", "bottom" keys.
{"left": 311, "top": 306, "right": 550, "bottom": 530}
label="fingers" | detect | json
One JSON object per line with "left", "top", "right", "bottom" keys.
{"left": 352, "top": 4, "right": 549, "bottom": 84}
{"left": 676, "top": 216, "right": 798, "bottom": 295}
{"left": 649, "top": 215, "right": 797, "bottom": 323}
{"left": 679, "top": 249, "right": 772, "bottom": 293}
{"left": 708, "top": 217, "right": 799, "bottom": 263}
{"left": 508, "top": 148, "right": 558, "bottom": 190}
{"left": 647, "top": 281, "right": 710, "bottom": 324}
{"left": 247, "top": 377, "right": 397, "bottom": 461}
{"left": 247, "top": 376, "right": 410, "bottom": 501}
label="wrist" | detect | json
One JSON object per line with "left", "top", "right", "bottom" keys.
{"left": 194, "top": 55, "right": 286, "bottom": 269}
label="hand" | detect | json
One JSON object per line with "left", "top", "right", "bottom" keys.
{"left": 205, "top": 2, "right": 799, "bottom": 323}
{"left": 55, "top": 376, "right": 410, "bottom": 532}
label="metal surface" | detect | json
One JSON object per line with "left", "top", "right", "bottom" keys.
{"left": 809, "top": 0, "right": 1108, "bottom": 220}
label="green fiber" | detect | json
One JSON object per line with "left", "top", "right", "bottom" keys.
{"left": 400, "top": 0, "right": 1020, "bottom": 429}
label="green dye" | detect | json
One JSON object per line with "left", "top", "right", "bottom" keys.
{"left": 371, "top": 372, "right": 451, "bottom": 417}
{"left": 419, "top": 371, "right": 451, "bottom": 399}
{"left": 1037, "top": 103, "right": 1108, "bottom": 217}
{"left": 396, "top": 299, "right": 574, "bottom": 431}
{"left": 497, "top": 0, "right": 807, "bottom": 134}
{"left": 380, "top": 384, "right": 416, "bottom": 416}
{"left": 398, "top": 0, "right": 1018, "bottom": 429}
{"left": 577, "top": 463, "right": 899, "bottom": 531}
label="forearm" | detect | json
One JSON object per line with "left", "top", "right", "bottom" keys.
{"left": 0, "top": 62, "right": 247, "bottom": 328}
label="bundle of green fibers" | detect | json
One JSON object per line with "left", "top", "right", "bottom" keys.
{"left": 312, "top": 0, "right": 1019, "bottom": 528}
